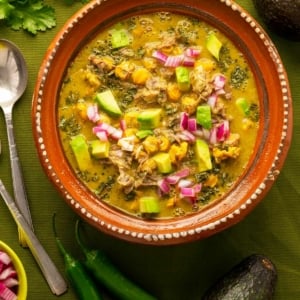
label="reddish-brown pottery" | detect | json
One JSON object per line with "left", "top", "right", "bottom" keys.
{"left": 32, "top": 0, "right": 293, "bottom": 245}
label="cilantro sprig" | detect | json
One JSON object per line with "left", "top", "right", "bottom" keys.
{"left": 0, "top": 0, "right": 90, "bottom": 35}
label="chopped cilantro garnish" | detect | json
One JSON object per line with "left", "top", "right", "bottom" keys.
{"left": 230, "top": 65, "right": 249, "bottom": 89}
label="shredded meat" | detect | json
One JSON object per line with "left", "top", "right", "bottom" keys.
{"left": 117, "top": 168, "right": 135, "bottom": 194}
{"left": 158, "top": 31, "right": 177, "bottom": 49}
{"left": 224, "top": 133, "right": 240, "bottom": 147}
{"left": 190, "top": 66, "right": 213, "bottom": 97}
{"left": 134, "top": 76, "right": 167, "bottom": 103}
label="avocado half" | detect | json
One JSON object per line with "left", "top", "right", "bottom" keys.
{"left": 252, "top": 0, "right": 300, "bottom": 41}
{"left": 202, "top": 254, "right": 277, "bottom": 300}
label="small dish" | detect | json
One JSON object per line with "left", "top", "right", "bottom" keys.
{"left": 0, "top": 240, "right": 27, "bottom": 300}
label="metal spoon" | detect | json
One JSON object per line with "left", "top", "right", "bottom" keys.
{"left": 0, "top": 179, "right": 68, "bottom": 295}
{"left": 0, "top": 39, "right": 33, "bottom": 246}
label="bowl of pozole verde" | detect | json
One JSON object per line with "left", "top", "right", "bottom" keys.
{"left": 32, "top": 0, "right": 292, "bottom": 245}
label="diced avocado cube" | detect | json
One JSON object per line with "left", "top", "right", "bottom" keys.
{"left": 195, "top": 139, "right": 212, "bottom": 172}
{"left": 95, "top": 90, "right": 122, "bottom": 118}
{"left": 70, "top": 135, "right": 91, "bottom": 171}
{"left": 175, "top": 66, "right": 190, "bottom": 91}
{"left": 196, "top": 105, "right": 212, "bottom": 129}
{"left": 206, "top": 33, "right": 223, "bottom": 60}
{"left": 236, "top": 97, "right": 250, "bottom": 116}
{"left": 139, "top": 196, "right": 160, "bottom": 214}
{"left": 152, "top": 152, "right": 172, "bottom": 174}
{"left": 137, "top": 108, "right": 162, "bottom": 130}
{"left": 136, "top": 130, "right": 153, "bottom": 139}
{"left": 111, "top": 28, "right": 130, "bottom": 49}
{"left": 90, "top": 140, "right": 110, "bottom": 159}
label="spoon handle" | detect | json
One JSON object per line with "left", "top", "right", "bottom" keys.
{"left": 0, "top": 179, "right": 68, "bottom": 296}
{"left": 4, "top": 112, "right": 34, "bottom": 247}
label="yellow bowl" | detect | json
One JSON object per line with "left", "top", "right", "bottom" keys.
{"left": 0, "top": 241, "right": 27, "bottom": 300}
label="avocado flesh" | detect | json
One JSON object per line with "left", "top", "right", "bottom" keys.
{"left": 253, "top": 0, "right": 300, "bottom": 40}
{"left": 202, "top": 254, "right": 277, "bottom": 300}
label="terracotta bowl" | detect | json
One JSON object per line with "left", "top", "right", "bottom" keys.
{"left": 0, "top": 241, "right": 27, "bottom": 299}
{"left": 32, "top": 0, "right": 293, "bottom": 245}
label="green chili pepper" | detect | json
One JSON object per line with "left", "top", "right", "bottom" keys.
{"left": 75, "top": 220, "right": 157, "bottom": 300}
{"left": 53, "top": 215, "right": 103, "bottom": 300}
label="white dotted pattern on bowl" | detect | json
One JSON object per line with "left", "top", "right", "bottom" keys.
{"left": 34, "top": 0, "right": 291, "bottom": 243}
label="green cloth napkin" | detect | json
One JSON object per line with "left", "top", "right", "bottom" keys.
{"left": 1, "top": 0, "right": 300, "bottom": 299}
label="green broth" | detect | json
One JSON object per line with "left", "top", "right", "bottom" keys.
{"left": 58, "top": 12, "right": 259, "bottom": 219}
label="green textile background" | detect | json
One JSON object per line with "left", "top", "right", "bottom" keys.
{"left": 1, "top": 0, "right": 299, "bottom": 299}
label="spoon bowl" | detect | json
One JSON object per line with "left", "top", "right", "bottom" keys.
{"left": 0, "top": 39, "right": 28, "bottom": 107}
{"left": 0, "top": 39, "right": 33, "bottom": 246}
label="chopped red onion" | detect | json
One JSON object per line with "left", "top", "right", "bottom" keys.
{"left": 182, "top": 56, "right": 195, "bottom": 67}
{"left": 110, "top": 128, "right": 123, "bottom": 140}
{"left": 95, "top": 130, "right": 108, "bottom": 141}
{"left": 185, "top": 47, "right": 201, "bottom": 57}
{"left": 164, "top": 54, "right": 184, "bottom": 67}
{"left": 0, "top": 282, "right": 17, "bottom": 300}
{"left": 0, "top": 251, "right": 18, "bottom": 300}
{"left": 158, "top": 178, "right": 171, "bottom": 194}
{"left": 153, "top": 48, "right": 199, "bottom": 68}
{"left": 179, "top": 112, "right": 189, "bottom": 130}
{"left": 119, "top": 119, "right": 127, "bottom": 131}
{"left": 216, "top": 120, "right": 230, "bottom": 141}
{"left": 177, "top": 130, "right": 196, "bottom": 142}
{"left": 0, "top": 267, "right": 16, "bottom": 281}
{"left": 94, "top": 122, "right": 108, "bottom": 132}
{"left": 87, "top": 104, "right": 100, "bottom": 123}
{"left": 180, "top": 187, "right": 196, "bottom": 198}
{"left": 0, "top": 253, "right": 10, "bottom": 266}
{"left": 187, "top": 118, "right": 197, "bottom": 132}
{"left": 180, "top": 183, "right": 202, "bottom": 199}
{"left": 213, "top": 74, "right": 226, "bottom": 90}
{"left": 152, "top": 50, "right": 168, "bottom": 63}
{"left": 209, "top": 126, "right": 218, "bottom": 144}
{"left": 93, "top": 122, "right": 123, "bottom": 140}
{"left": 166, "top": 168, "right": 190, "bottom": 185}
{"left": 166, "top": 175, "right": 180, "bottom": 185}
{"left": 2, "top": 278, "right": 18, "bottom": 289}
{"left": 174, "top": 168, "right": 190, "bottom": 178}
{"left": 207, "top": 93, "right": 217, "bottom": 108}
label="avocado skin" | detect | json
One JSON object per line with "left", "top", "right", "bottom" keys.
{"left": 202, "top": 254, "right": 277, "bottom": 300}
{"left": 252, "top": 0, "right": 300, "bottom": 41}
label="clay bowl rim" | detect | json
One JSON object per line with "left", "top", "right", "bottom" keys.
{"left": 32, "top": 0, "right": 293, "bottom": 245}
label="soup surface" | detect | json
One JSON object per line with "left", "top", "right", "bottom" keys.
{"left": 58, "top": 12, "right": 259, "bottom": 219}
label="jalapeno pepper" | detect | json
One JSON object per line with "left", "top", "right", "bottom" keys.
{"left": 75, "top": 220, "right": 157, "bottom": 300}
{"left": 53, "top": 215, "right": 103, "bottom": 300}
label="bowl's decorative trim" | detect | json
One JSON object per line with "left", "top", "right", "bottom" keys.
{"left": 33, "top": 0, "right": 291, "bottom": 243}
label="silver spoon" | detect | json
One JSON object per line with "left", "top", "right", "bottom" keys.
{"left": 0, "top": 39, "right": 33, "bottom": 246}
{"left": 0, "top": 179, "right": 68, "bottom": 295}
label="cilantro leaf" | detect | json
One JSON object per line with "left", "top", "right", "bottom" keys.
{"left": 0, "top": 0, "right": 14, "bottom": 20}
{"left": 6, "top": 1, "right": 55, "bottom": 34}
{"left": 0, "top": 0, "right": 90, "bottom": 35}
